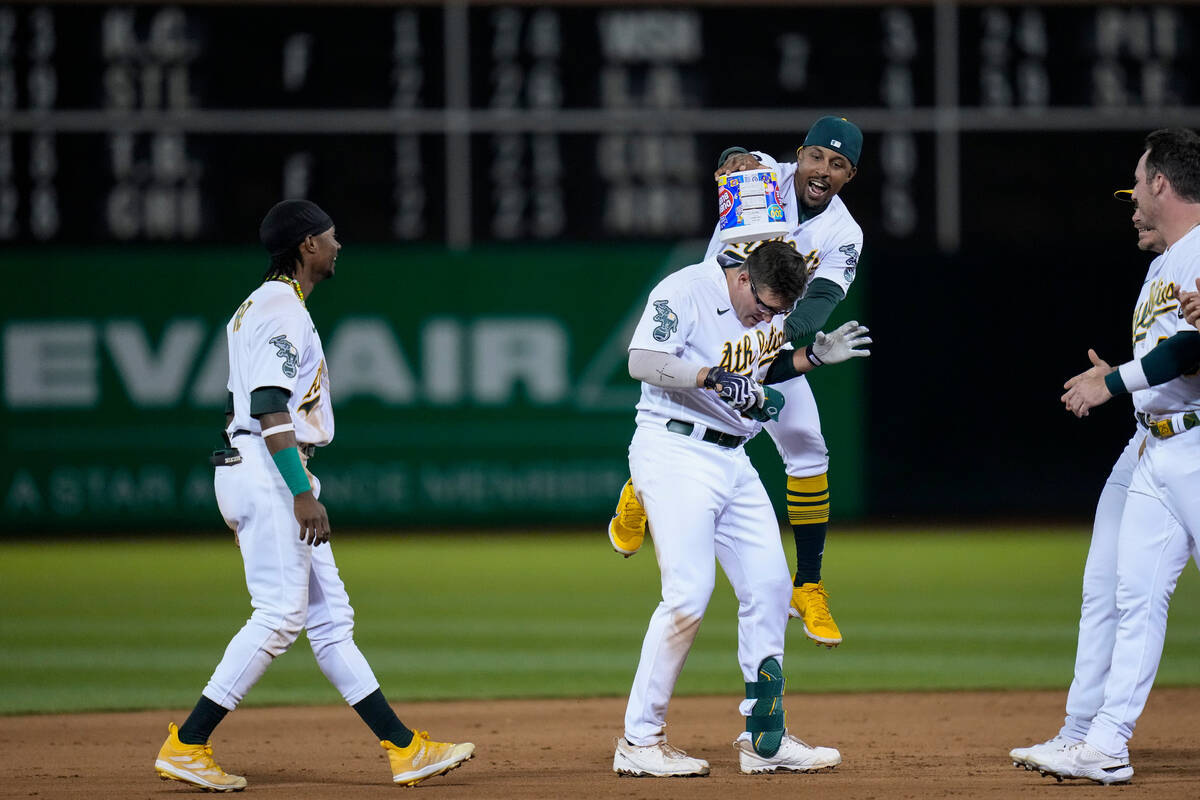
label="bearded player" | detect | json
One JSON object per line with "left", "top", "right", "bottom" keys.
{"left": 1010, "top": 189, "right": 1165, "bottom": 776}
{"left": 613, "top": 239, "right": 870, "bottom": 777}
{"left": 609, "top": 116, "right": 864, "bottom": 648}
{"left": 1021, "top": 129, "right": 1200, "bottom": 784}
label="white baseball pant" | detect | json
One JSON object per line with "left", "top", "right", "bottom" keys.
{"left": 203, "top": 434, "right": 380, "bottom": 710}
{"left": 763, "top": 374, "right": 829, "bottom": 478}
{"left": 1085, "top": 427, "right": 1200, "bottom": 758}
{"left": 623, "top": 424, "right": 792, "bottom": 745}
{"left": 1059, "top": 431, "right": 1143, "bottom": 741}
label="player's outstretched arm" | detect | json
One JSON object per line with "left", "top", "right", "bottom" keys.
{"left": 1061, "top": 349, "right": 1113, "bottom": 418}
{"left": 258, "top": 408, "right": 330, "bottom": 546}
{"left": 800, "top": 321, "right": 872, "bottom": 371}
{"left": 761, "top": 321, "right": 871, "bottom": 385}
{"left": 783, "top": 278, "right": 845, "bottom": 346}
{"left": 1063, "top": 329, "right": 1200, "bottom": 418}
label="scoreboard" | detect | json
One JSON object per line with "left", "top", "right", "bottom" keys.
{"left": 2, "top": 1, "right": 1200, "bottom": 250}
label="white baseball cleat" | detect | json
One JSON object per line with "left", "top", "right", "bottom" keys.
{"left": 1030, "top": 742, "right": 1133, "bottom": 785}
{"left": 613, "top": 738, "right": 710, "bottom": 777}
{"left": 1009, "top": 734, "right": 1079, "bottom": 770}
{"left": 734, "top": 731, "right": 841, "bottom": 774}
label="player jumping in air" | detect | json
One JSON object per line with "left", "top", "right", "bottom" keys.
{"left": 609, "top": 117, "right": 865, "bottom": 648}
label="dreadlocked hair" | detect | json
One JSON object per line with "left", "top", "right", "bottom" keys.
{"left": 262, "top": 246, "right": 301, "bottom": 281}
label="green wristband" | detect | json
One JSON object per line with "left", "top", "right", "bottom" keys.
{"left": 271, "top": 447, "right": 312, "bottom": 496}
{"left": 1104, "top": 370, "right": 1128, "bottom": 397}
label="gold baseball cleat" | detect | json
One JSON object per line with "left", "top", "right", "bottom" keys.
{"left": 789, "top": 580, "right": 843, "bottom": 647}
{"left": 608, "top": 478, "right": 647, "bottom": 557}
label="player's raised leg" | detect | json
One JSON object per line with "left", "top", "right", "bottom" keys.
{"left": 764, "top": 378, "right": 843, "bottom": 646}
{"left": 608, "top": 477, "right": 647, "bottom": 557}
{"left": 785, "top": 472, "right": 841, "bottom": 646}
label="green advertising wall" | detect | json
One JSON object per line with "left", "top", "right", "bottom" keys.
{"left": 2, "top": 244, "right": 865, "bottom": 533}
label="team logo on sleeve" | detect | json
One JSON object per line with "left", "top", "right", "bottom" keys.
{"left": 838, "top": 243, "right": 860, "bottom": 266}
{"left": 651, "top": 300, "right": 679, "bottom": 342}
{"left": 269, "top": 334, "right": 300, "bottom": 378}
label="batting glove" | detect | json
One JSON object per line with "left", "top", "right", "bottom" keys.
{"left": 807, "top": 321, "right": 872, "bottom": 366}
{"left": 703, "top": 366, "right": 762, "bottom": 413}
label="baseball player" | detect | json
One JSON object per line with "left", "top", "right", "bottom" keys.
{"left": 1023, "top": 128, "right": 1200, "bottom": 785}
{"left": 154, "top": 200, "right": 474, "bottom": 791}
{"left": 609, "top": 116, "right": 865, "bottom": 648}
{"left": 1010, "top": 190, "right": 1165, "bottom": 774}
{"left": 613, "top": 240, "right": 871, "bottom": 777}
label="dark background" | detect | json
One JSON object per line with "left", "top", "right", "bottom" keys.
{"left": 3, "top": 1, "right": 1196, "bottom": 524}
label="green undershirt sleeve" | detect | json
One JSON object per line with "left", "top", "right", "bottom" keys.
{"left": 1104, "top": 331, "right": 1200, "bottom": 396}
{"left": 249, "top": 386, "right": 291, "bottom": 416}
{"left": 783, "top": 278, "right": 846, "bottom": 347}
{"left": 764, "top": 351, "right": 801, "bottom": 385}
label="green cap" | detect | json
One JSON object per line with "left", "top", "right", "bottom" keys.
{"left": 802, "top": 116, "right": 863, "bottom": 166}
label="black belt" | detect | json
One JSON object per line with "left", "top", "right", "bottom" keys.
{"left": 666, "top": 419, "right": 745, "bottom": 449}
{"left": 1136, "top": 411, "right": 1200, "bottom": 440}
{"left": 227, "top": 429, "right": 317, "bottom": 458}
{"left": 209, "top": 448, "right": 242, "bottom": 467}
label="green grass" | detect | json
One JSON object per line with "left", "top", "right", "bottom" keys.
{"left": 2, "top": 527, "right": 1199, "bottom": 714}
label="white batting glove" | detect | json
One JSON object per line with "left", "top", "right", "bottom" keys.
{"left": 808, "top": 321, "right": 872, "bottom": 366}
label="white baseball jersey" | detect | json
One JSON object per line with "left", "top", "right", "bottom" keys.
{"left": 225, "top": 280, "right": 334, "bottom": 446}
{"left": 1131, "top": 226, "right": 1200, "bottom": 417}
{"left": 203, "top": 277, "right": 379, "bottom": 713}
{"left": 706, "top": 151, "right": 864, "bottom": 297}
{"left": 630, "top": 257, "right": 788, "bottom": 438}
{"left": 1128, "top": 252, "right": 1168, "bottom": 417}
{"left": 1082, "top": 225, "right": 1200, "bottom": 759}
{"left": 622, "top": 256, "right": 793, "bottom": 747}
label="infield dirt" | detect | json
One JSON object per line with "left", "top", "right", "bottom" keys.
{"left": 3, "top": 689, "right": 1198, "bottom": 799}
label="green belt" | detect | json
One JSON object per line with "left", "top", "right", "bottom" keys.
{"left": 1137, "top": 411, "right": 1200, "bottom": 439}
{"left": 666, "top": 419, "right": 745, "bottom": 449}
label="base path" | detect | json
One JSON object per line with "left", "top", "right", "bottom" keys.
{"left": 4, "top": 689, "right": 1199, "bottom": 799}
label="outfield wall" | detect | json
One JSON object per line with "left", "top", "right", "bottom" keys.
{"left": 2, "top": 244, "right": 867, "bottom": 533}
